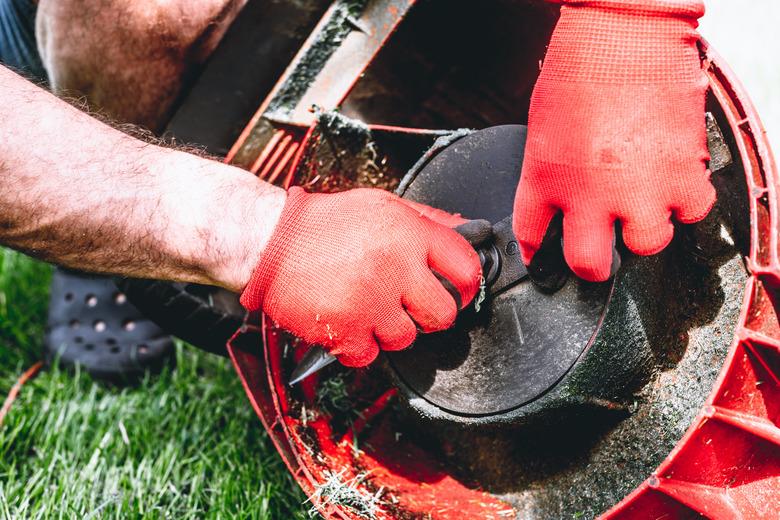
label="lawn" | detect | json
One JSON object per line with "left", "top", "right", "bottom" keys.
{"left": 0, "top": 248, "right": 308, "bottom": 518}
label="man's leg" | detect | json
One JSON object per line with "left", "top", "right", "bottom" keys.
{"left": 36, "top": 0, "right": 244, "bottom": 132}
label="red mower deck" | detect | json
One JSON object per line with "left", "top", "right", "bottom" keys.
{"left": 222, "top": 2, "right": 779, "bottom": 517}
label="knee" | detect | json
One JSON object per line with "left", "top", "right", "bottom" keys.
{"left": 35, "top": 0, "right": 242, "bottom": 129}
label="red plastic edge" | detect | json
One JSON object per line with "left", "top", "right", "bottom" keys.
{"left": 225, "top": 40, "right": 780, "bottom": 519}
{"left": 601, "top": 41, "right": 780, "bottom": 520}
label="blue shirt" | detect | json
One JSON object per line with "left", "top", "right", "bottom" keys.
{"left": 0, "top": 0, "right": 47, "bottom": 82}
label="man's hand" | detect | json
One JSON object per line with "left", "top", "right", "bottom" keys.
{"left": 513, "top": 0, "right": 715, "bottom": 281}
{"left": 0, "top": 64, "right": 480, "bottom": 366}
{"left": 240, "top": 187, "right": 482, "bottom": 367}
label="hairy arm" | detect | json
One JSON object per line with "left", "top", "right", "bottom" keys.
{"left": 0, "top": 65, "right": 285, "bottom": 291}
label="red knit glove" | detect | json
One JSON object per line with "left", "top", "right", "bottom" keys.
{"left": 240, "top": 187, "right": 482, "bottom": 367}
{"left": 513, "top": 0, "right": 715, "bottom": 281}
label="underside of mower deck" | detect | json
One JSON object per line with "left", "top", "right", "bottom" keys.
{"left": 127, "top": 1, "right": 780, "bottom": 518}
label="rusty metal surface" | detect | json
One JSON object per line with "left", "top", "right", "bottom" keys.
{"left": 278, "top": 0, "right": 417, "bottom": 124}
{"left": 227, "top": 0, "right": 416, "bottom": 167}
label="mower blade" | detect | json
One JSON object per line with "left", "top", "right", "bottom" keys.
{"left": 289, "top": 346, "right": 337, "bottom": 385}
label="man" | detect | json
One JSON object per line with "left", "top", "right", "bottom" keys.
{"left": 0, "top": 0, "right": 715, "bottom": 369}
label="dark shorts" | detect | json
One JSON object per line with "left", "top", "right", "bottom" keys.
{"left": 0, "top": 0, "right": 46, "bottom": 82}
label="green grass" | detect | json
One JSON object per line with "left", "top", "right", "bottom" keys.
{"left": 0, "top": 248, "right": 308, "bottom": 519}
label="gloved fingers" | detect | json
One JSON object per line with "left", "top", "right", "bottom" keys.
{"left": 332, "top": 334, "right": 380, "bottom": 368}
{"left": 513, "top": 185, "right": 558, "bottom": 266}
{"left": 427, "top": 230, "right": 482, "bottom": 308}
{"left": 672, "top": 178, "right": 717, "bottom": 224}
{"left": 396, "top": 198, "right": 468, "bottom": 228}
{"left": 374, "top": 312, "right": 418, "bottom": 352}
{"left": 402, "top": 269, "right": 459, "bottom": 333}
{"left": 620, "top": 210, "right": 675, "bottom": 256}
{"left": 562, "top": 212, "right": 615, "bottom": 282}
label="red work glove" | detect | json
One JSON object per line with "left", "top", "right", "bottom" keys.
{"left": 513, "top": 0, "right": 715, "bottom": 281}
{"left": 240, "top": 187, "right": 482, "bottom": 367}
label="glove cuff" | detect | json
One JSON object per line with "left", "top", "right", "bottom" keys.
{"left": 541, "top": 0, "right": 705, "bottom": 85}
{"left": 239, "top": 187, "right": 307, "bottom": 312}
{"left": 557, "top": 0, "right": 704, "bottom": 18}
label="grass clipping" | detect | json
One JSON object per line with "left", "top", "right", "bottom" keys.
{"left": 307, "top": 470, "right": 384, "bottom": 519}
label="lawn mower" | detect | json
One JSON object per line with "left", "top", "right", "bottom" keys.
{"left": 121, "top": 0, "right": 780, "bottom": 517}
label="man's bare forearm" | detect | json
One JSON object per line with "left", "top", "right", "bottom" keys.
{"left": 0, "top": 65, "right": 285, "bottom": 291}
